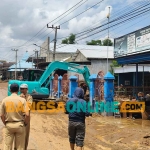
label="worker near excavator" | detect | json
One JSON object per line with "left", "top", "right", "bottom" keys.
{"left": 20, "top": 84, "right": 33, "bottom": 150}
{"left": 0, "top": 83, "right": 30, "bottom": 150}
{"left": 14, "top": 83, "right": 33, "bottom": 150}
{"left": 65, "top": 87, "right": 92, "bottom": 150}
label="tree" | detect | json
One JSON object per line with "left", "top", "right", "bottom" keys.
{"left": 62, "top": 38, "right": 68, "bottom": 44}
{"left": 61, "top": 33, "right": 76, "bottom": 44}
{"left": 68, "top": 34, "right": 76, "bottom": 44}
{"left": 109, "top": 60, "right": 120, "bottom": 75}
{"left": 86, "top": 40, "right": 102, "bottom": 46}
{"left": 102, "top": 38, "right": 113, "bottom": 46}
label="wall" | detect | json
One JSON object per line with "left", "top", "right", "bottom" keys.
{"left": 90, "top": 59, "right": 112, "bottom": 74}
{"left": 49, "top": 52, "right": 73, "bottom": 62}
{"left": 40, "top": 37, "right": 50, "bottom": 62}
{"left": 75, "top": 52, "right": 88, "bottom": 62}
{"left": 68, "top": 59, "right": 113, "bottom": 80}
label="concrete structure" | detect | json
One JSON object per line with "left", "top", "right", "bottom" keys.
{"left": 47, "top": 44, "right": 80, "bottom": 62}
{"left": 38, "top": 44, "right": 114, "bottom": 78}
{"left": 40, "top": 37, "right": 50, "bottom": 62}
{"left": 70, "top": 46, "right": 114, "bottom": 79}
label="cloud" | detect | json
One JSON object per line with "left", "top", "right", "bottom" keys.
{"left": 0, "top": 0, "right": 148, "bottom": 61}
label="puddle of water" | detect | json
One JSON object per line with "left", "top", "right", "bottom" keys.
{"left": 94, "top": 116, "right": 150, "bottom": 129}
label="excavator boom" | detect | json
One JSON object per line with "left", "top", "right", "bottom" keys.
{"left": 8, "top": 61, "right": 91, "bottom": 99}
{"left": 39, "top": 61, "right": 90, "bottom": 87}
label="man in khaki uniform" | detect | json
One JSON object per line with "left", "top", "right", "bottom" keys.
{"left": 20, "top": 83, "right": 33, "bottom": 150}
{"left": 0, "top": 83, "right": 30, "bottom": 150}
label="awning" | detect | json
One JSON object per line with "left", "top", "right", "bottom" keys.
{"left": 116, "top": 51, "right": 150, "bottom": 65}
{"left": 114, "top": 65, "right": 150, "bottom": 73}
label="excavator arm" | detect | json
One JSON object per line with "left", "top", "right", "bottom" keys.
{"left": 8, "top": 61, "right": 91, "bottom": 99}
{"left": 39, "top": 61, "right": 90, "bottom": 87}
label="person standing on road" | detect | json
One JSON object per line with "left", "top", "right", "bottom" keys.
{"left": 0, "top": 83, "right": 30, "bottom": 150}
{"left": 19, "top": 83, "right": 33, "bottom": 150}
{"left": 65, "top": 87, "right": 92, "bottom": 150}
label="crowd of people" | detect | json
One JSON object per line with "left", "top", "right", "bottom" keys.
{"left": 0, "top": 83, "right": 91, "bottom": 150}
{"left": 4, "top": 82, "right": 150, "bottom": 149}
{"left": 126, "top": 92, "right": 150, "bottom": 119}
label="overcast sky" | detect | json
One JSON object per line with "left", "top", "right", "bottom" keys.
{"left": 0, "top": 0, "right": 149, "bottom": 62}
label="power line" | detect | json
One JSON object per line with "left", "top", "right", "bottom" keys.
{"left": 24, "top": 0, "right": 104, "bottom": 47}
{"left": 54, "top": 5, "right": 150, "bottom": 50}
{"left": 32, "top": 0, "right": 88, "bottom": 45}
{"left": 19, "top": 0, "right": 87, "bottom": 47}
{"left": 53, "top": 0, "right": 148, "bottom": 50}
{"left": 0, "top": 0, "right": 146, "bottom": 50}
{"left": 76, "top": 6, "right": 150, "bottom": 41}
{"left": 5, "top": 0, "right": 148, "bottom": 61}
{"left": 16, "top": 6, "right": 150, "bottom": 63}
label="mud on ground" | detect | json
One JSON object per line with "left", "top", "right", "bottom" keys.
{"left": 0, "top": 83, "right": 150, "bottom": 150}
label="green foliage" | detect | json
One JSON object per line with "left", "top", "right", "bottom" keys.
{"left": 86, "top": 40, "right": 102, "bottom": 46}
{"left": 109, "top": 60, "right": 120, "bottom": 75}
{"left": 102, "top": 38, "right": 113, "bottom": 46}
{"left": 61, "top": 38, "right": 68, "bottom": 44}
{"left": 61, "top": 33, "right": 76, "bottom": 44}
{"left": 86, "top": 39, "right": 113, "bottom": 46}
{"left": 68, "top": 34, "right": 76, "bottom": 44}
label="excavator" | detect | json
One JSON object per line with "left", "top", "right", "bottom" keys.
{"left": 8, "top": 61, "right": 91, "bottom": 99}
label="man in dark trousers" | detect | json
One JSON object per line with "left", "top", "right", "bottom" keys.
{"left": 65, "top": 87, "right": 92, "bottom": 150}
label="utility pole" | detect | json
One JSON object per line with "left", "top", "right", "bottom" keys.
{"left": 47, "top": 24, "right": 60, "bottom": 61}
{"left": 12, "top": 49, "right": 18, "bottom": 80}
{"left": 47, "top": 36, "right": 50, "bottom": 62}
{"left": 34, "top": 49, "right": 39, "bottom": 69}
{"left": 32, "top": 57, "right": 33, "bottom": 68}
{"left": 106, "top": 7, "right": 110, "bottom": 73}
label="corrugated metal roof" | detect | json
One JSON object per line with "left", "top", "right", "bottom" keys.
{"left": 50, "top": 44, "right": 114, "bottom": 53}
{"left": 79, "top": 48, "right": 114, "bottom": 59}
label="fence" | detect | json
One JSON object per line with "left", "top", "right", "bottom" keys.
{"left": 49, "top": 71, "right": 114, "bottom": 107}
{"left": 115, "top": 86, "right": 150, "bottom": 97}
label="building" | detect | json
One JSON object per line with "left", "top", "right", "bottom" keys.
{"left": 114, "top": 25, "right": 150, "bottom": 95}
{"left": 0, "top": 61, "right": 15, "bottom": 80}
{"left": 37, "top": 44, "right": 114, "bottom": 78}
{"left": 8, "top": 52, "right": 34, "bottom": 79}
{"left": 114, "top": 65, "right": 150, "bottom": 87}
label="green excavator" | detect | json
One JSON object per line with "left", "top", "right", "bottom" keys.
{"left": 8, "top": 61, "right": 91, "bottom": 99}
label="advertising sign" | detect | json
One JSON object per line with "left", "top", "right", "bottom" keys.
{"left": 114, "top": 25, "right": 150, "bottom": 58}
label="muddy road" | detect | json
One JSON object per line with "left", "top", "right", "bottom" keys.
{"left": 0, "top": 83, "right": 150, "bottom": 150}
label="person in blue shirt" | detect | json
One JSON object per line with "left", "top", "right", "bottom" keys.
{"left": 65, "top": 87, "right": 92, "bottom": 150}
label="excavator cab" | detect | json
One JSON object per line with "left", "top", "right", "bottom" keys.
{"left": 23, "top": 69, "right": 44, "bottom": 81}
